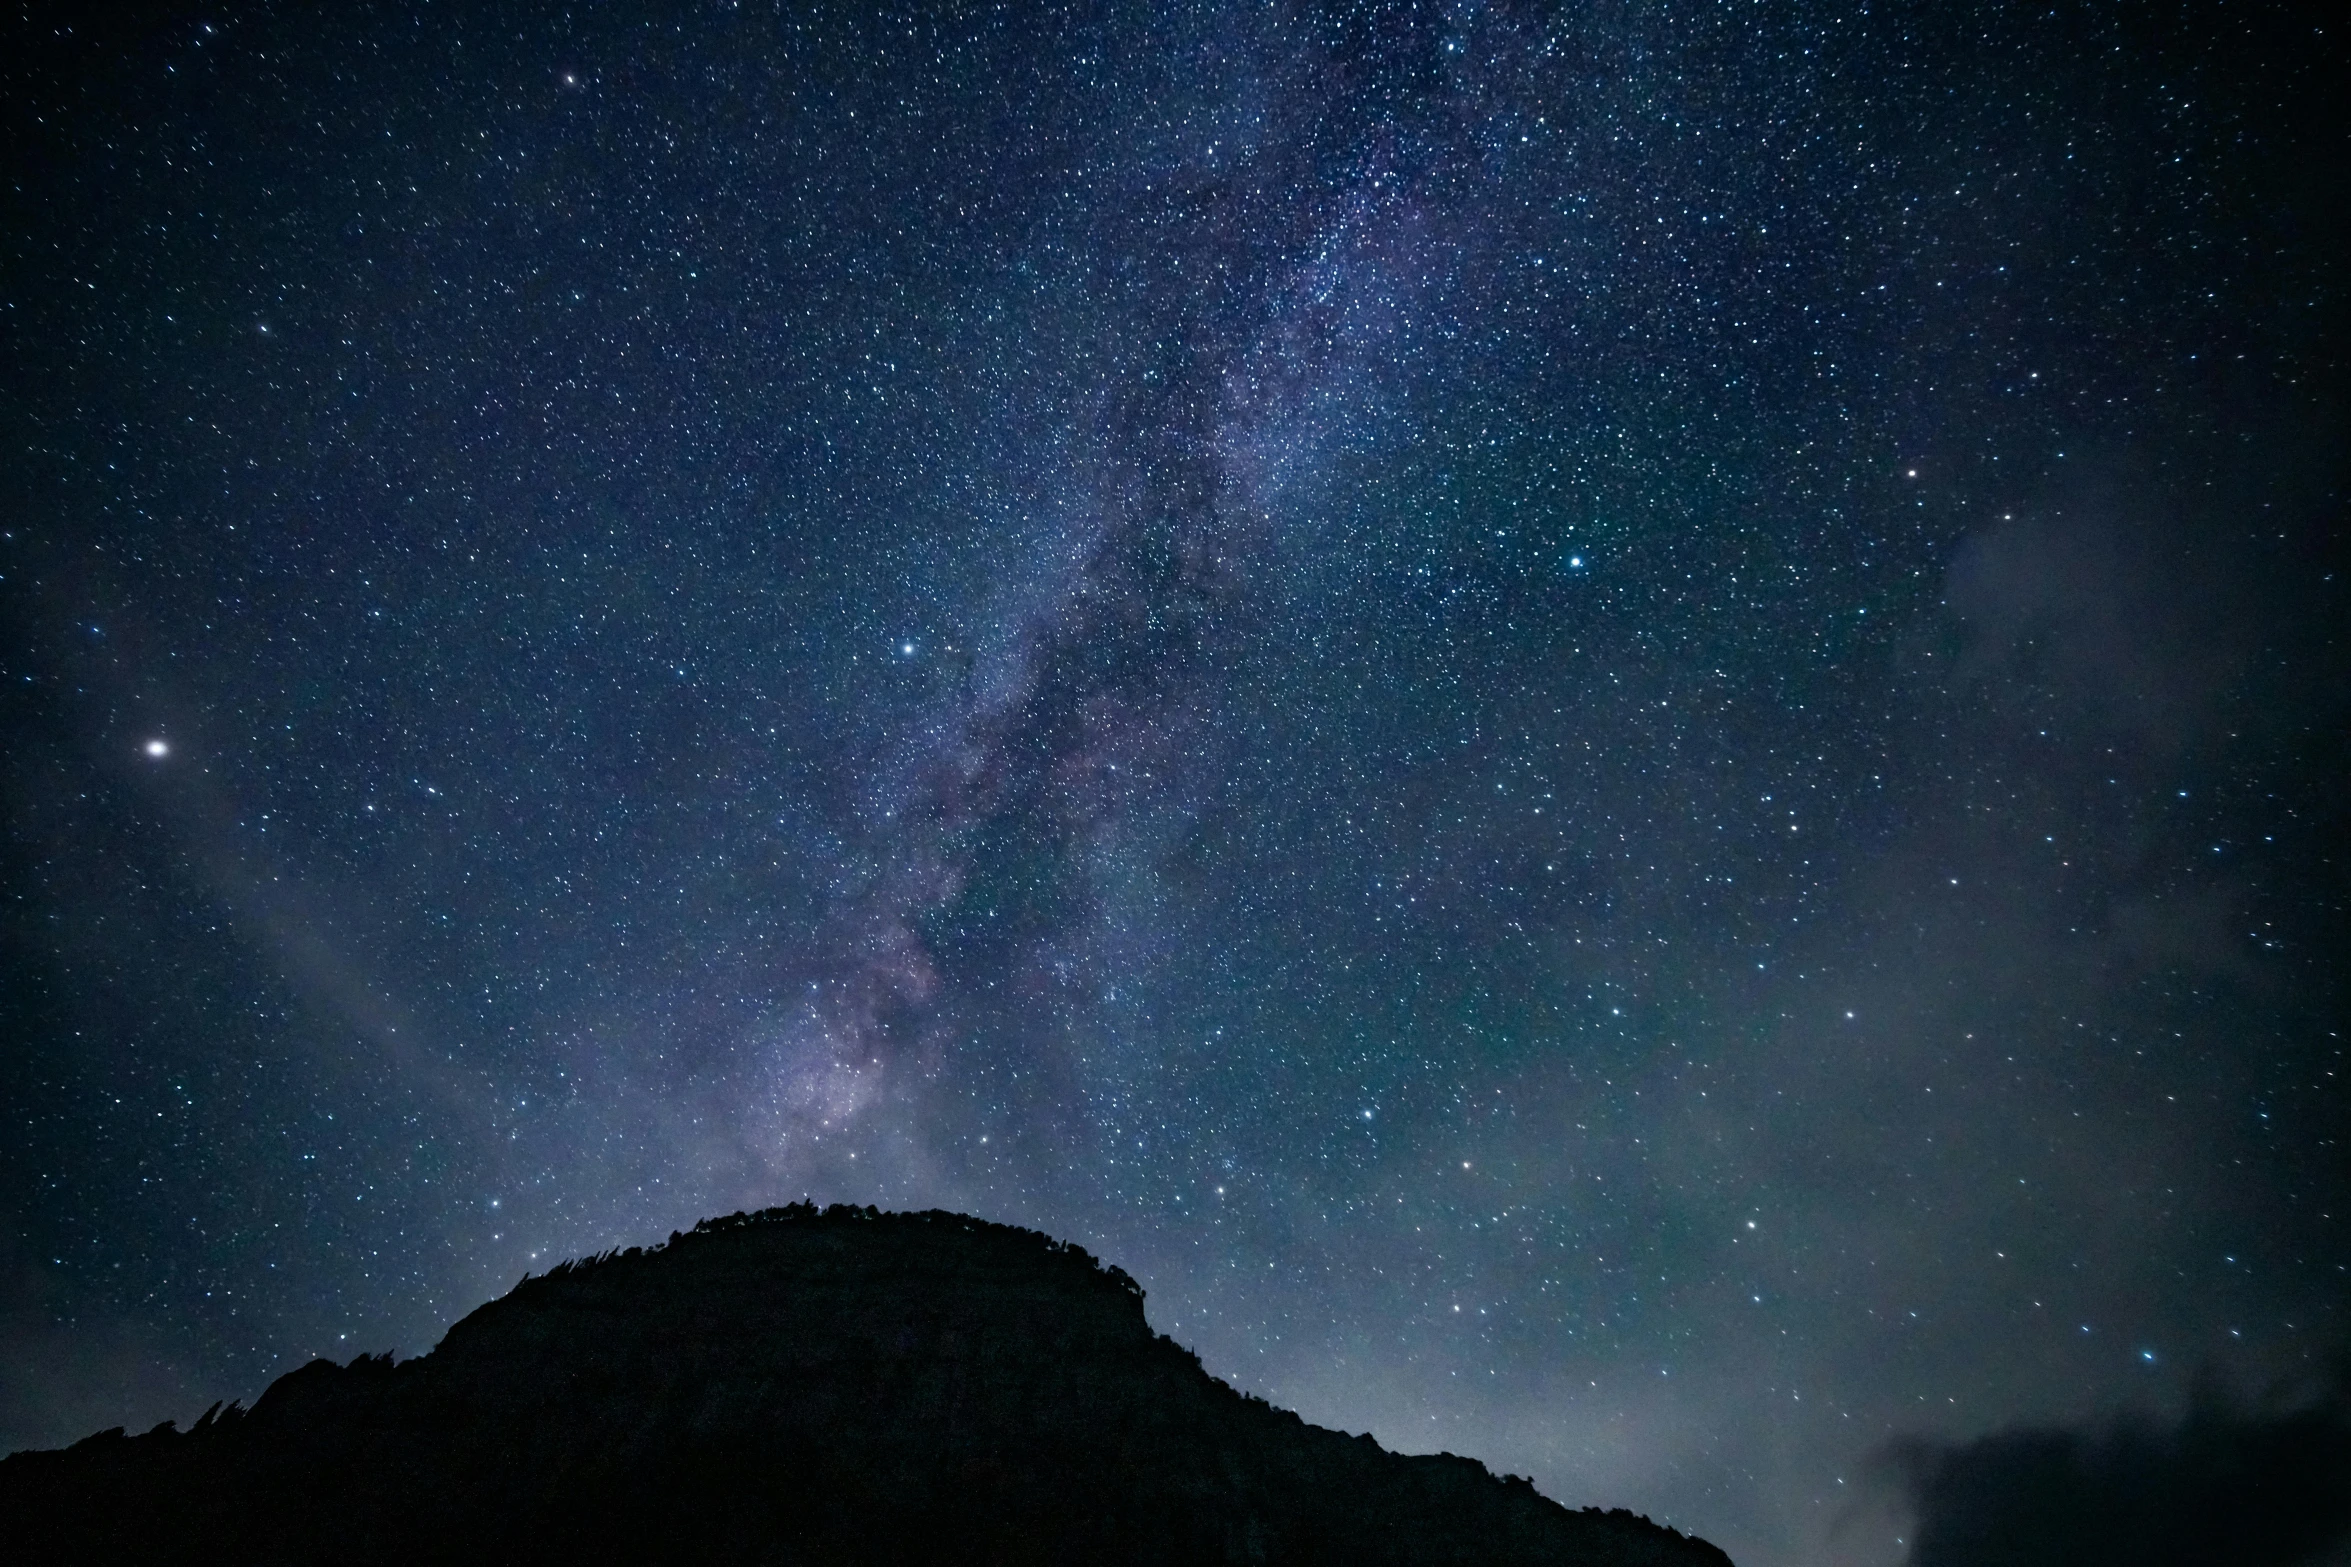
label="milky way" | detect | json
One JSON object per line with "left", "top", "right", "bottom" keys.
{"left": 4, "top": 6, "right": 2345, "bottom": 1563}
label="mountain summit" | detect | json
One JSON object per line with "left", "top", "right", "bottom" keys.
{"left": 1, "top": 1204, "right": 1731, "bottom": 1564}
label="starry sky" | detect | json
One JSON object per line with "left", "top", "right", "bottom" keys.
{"left": 3, "top": 3, "right": 2346, "bottom": 1562}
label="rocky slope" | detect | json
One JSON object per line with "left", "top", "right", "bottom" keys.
{"left": 0, "top": 1204, "right": 1731, "bottom": 1565}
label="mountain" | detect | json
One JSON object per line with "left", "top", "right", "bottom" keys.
{"left": 0, "top": 1204, "right": 1732, "bottom": 1565}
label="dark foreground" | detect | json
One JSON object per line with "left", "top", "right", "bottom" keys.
{"left": 0, "top": 1205, "right": 1731, "bottom": 1565}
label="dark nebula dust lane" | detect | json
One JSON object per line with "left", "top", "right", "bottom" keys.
{"left": 3, "top": 5, "right": 2346, "bottom": 1563}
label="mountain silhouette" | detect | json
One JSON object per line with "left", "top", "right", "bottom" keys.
{"left": 0, "top": 1203, "right": 1732, "bottom": 1565}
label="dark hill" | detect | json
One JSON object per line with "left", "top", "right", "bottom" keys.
{"left": 0, "top": 1204, "right": 1732, "bottom": 1565}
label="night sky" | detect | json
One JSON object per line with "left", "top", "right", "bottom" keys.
{"left": 4, "top": 4, "right": 2347, "bottom": 1563}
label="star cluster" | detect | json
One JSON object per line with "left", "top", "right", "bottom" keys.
{"left": 3, "top": 5, "right": 2344, "bottom": 1563}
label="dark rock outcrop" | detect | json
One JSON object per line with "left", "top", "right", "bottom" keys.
{"left": 0, "top": 1204, "right": 1731, "bottom": 1565}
